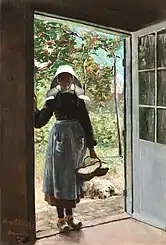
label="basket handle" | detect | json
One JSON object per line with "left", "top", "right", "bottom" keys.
{"left": 83, "top": 155, "right": 102, "bottom": 168}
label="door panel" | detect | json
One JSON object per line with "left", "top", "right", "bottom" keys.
{"left": 132, "top": 21, "right": 166, "bottom": 230}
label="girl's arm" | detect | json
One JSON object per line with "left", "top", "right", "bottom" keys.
{"left": 34, "top": 96, "right": 54, "bottom": 128}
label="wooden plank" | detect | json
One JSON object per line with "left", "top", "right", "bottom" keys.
{"left": 32, "top": 0, "right": 166, "bottom": 32}
{"left": 0, "top": 1, "right": 35, "bottom": 244}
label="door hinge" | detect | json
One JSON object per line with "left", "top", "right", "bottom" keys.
{"left": 122, "top": 129, "right": 125, "bottom": 137}
{"left": 122, "top": 58, "right": 125, "bottom": 67}
{"left": 123, "top": 189, "right": 127, "bottom": 196}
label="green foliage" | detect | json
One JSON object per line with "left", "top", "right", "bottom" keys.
{"left": 90, "top": 102, "right": 117, "bottom": 147}
{"left": 34, "top": 19, "right": 122, "bottom": 101}
{"left": 34, "top": 18, "right": 123, "bottom": 155}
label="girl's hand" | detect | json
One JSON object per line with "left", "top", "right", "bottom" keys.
{"left": 89, "top": 149, "right": 97, "bottom": 159}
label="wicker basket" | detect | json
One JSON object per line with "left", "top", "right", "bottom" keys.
{"left": 95, "top": 165, "right": 109, "bottom": 177}
{"left": 76, "top": 156, "right": 109, "bottom": 181}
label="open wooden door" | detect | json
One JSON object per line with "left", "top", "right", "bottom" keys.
{"left": 132, "top": 21, "right": 166, "bottom": 229}
{"left": 123, "top": 36, "right": 133, "bottom": 215}
{"left": 0, "top": 2, "right": 36, "bottom": 244}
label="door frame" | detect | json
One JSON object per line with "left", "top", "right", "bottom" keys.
{"left": 34, "top": 12, "right": 133, "bottom": 216}
{"left": 1, "top": 3, "right": 133, "bottom": 244}
{"left": 123, "top": 36, "right": 133, "bottom": 215}
{"left": 33, "top": 14, "right": 133, "bottom": 238}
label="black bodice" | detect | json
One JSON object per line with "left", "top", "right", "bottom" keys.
{"left": 34, "top": 91, "right": 97, "bottom": 149}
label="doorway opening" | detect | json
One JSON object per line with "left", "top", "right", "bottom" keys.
{"left": 34, "top": 13, "right": 127, "bottom": 236}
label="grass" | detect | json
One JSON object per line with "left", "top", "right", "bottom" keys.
{"left": 95, "top": 145, "right": 124, "bottom": 193}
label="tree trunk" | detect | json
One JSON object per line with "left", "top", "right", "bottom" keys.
{"left": 113, "top": 55, "right": 123, "bottom": 157}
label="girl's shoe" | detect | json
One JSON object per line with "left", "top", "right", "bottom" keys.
{"left": 66, "top": 216, "right": 82, "bottom": 230}
{"left": 57, "top": 218, "right": 70, "bottom": 233}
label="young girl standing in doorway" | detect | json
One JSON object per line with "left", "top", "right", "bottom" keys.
{"left": 34, "top": 64, "right": 97, "bottom": 232}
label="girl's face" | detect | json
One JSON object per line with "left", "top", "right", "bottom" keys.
{"left": 58, "top": 72, "right": 73, "bottom": 90}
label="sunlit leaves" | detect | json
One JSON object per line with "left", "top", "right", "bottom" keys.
{"left": 34, "top": 19, "right": 122, "bottom": 151}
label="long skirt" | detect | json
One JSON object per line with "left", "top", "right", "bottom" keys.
{"left": 43, "top": 119, "right": 87, "bottom": 209}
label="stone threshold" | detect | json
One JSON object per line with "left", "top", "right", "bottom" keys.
{"left": 36, "top": 212, "right": 130, "bottom": 240}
